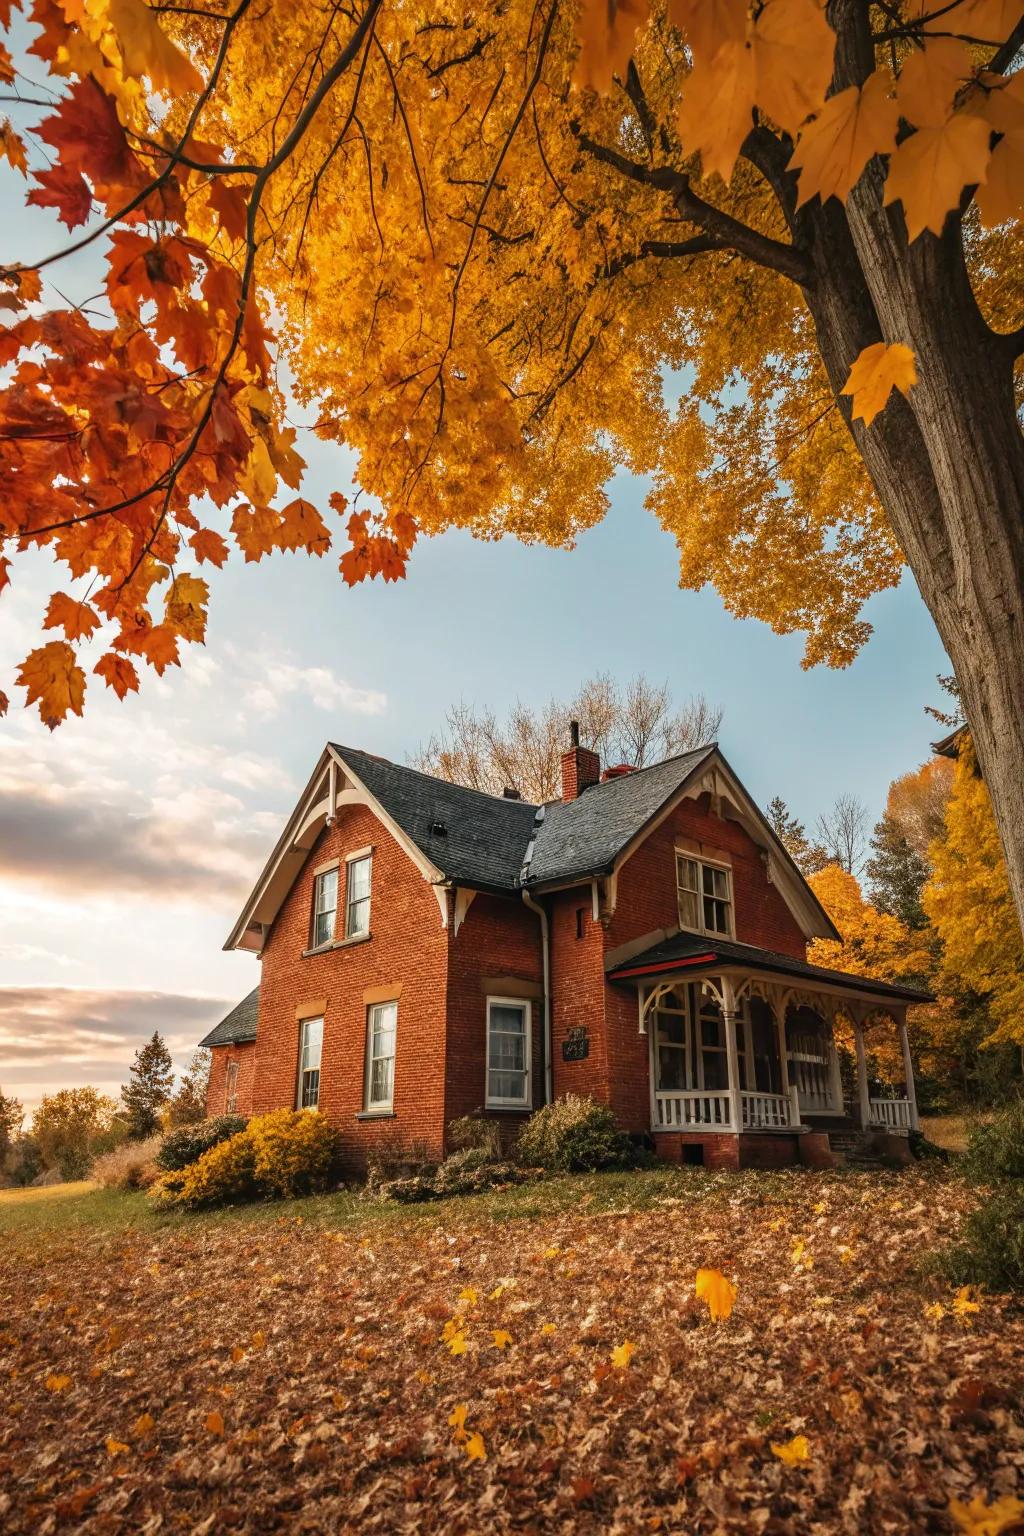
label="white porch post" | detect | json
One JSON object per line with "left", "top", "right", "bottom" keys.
{"left": 896, "top": 1007, "right": 919, "bottom": 1131}
{"left": 851, "top": 1008, "right": 871, "bottom": 1130}
{"left": 773, "top": 998, "right": 800, "bottom": 1128}
{"left": 827, "top": 1007, "right": 846, "bottom": 1113}
{"left": 721, "top": 976, "right": 742, "bottom": 1133}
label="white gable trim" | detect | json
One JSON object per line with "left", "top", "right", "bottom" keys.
{"left": 606, "top": 748, "right": 837, "bottom": 943}
{"left": 224, "top": 745, "right": 448, "bottom": 953}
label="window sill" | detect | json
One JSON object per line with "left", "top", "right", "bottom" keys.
{"left": 484, "top": 1104, "right": 533, "bottom": 1114}
{"left": 301, "top": 932, "right": 372, "bottom": 958}
{"left": 355, "top": 1109, "right": 396, "bottom": 1120}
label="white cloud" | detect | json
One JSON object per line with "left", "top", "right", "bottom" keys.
{"left": 249, "top": 662, "right": 388, "bottom": 718}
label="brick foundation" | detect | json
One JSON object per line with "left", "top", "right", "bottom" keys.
{"left": 798, "top": 1131, "right": 839, "bottom": 1170}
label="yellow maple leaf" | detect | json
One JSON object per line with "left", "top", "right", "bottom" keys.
{"left": 792, "top": 72, "right": 899, "bottom": 207}
{"left": 132, "top": 1412, "right": 155, "bottom": 1438}
{"left": 948, "top": 1492, "right": 1024, "bottom": 1536}
{"left": 103, "top": 0, "right": 203, "bottom": 96}
{"left": 447, "top": 1332, "right": 468, "bottom": 1357}
{"left": 771, "top": 1434, "right": 810, "bottom": 1465}
{"left": 45, "top": 1373, "right": 72, "bottom": 1393}
{"left": 924, "top": 1301, "right": 946, "bottom": 1321}
{"left": 492, "top": 1330, "right": 513, "bottom": 1350}
{"left": 105, "top": 1437, "right": 130, "bottom": 1457}
{"left": 573, "top": 0, "right": 650, "bottom": 92}
{"left": 251, "top": 1330, "right": 265, "bottom": 1350}
{"left": 540, "top": 1323, "right": 557, "bottom": 1336}
{"left": 448, "top": 1403, "right": 469, "bottom": 1433}
{"left": 841, "top": 341, "right": 918, "bottom": 425}
{"left": 695, "top": 1268, "right": 737, "bottom": 1321}
{"left": 457, "top": 1287, "right": 478, "bottom": 1306}
{"left": 464, "top": 1430, "right": 486, "bottom": 1462}
{"left": 164, "top": 573, "right": 209, "bottom": 643}
{"left": 488, "top": 1284, "right": 506, "bottom": 1301}
{"left": 610, "top": 1339, "right": 636, "bottom": 1369}
{"left": 204, "top": 1410, "right": 225, "bottom": 1436}
{"left": 975, "top": 131, "right": 1024, "bottom": 227}
{"left": 884, "top": 113, "right": 991, "bottom": 241}
{"left": 17, "top": 641, "right": 86, "bottom": 728}
{"left": 952, "top": 1285, "right": 982, "bottom": 1320}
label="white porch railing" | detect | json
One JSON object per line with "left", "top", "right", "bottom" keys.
{"left": 741, "top": 1090, "right": 796, "bottom": 1129}
{"left": 654, "top": 1089, "right": 800, "bottom": 1133}
{"left": 869, "top": 1097, "right": 913, "bottom": 1132}
{"left": 654, "top": 1090, "right": 732, "bottom": 1130}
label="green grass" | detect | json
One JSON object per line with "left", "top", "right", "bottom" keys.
{"left": 0, "top": 1163, "right": 840, "bottom": 1246}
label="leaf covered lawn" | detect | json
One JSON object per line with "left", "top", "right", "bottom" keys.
{"left": 1, "top": 1168, "right": 1022, "bottom": 1534}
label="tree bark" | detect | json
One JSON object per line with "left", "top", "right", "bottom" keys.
{"left": 816, "top": 0, "right": 1024, "bottom": 932}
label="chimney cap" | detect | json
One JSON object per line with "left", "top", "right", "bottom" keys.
{"left": 602, "top": 763, "right": 636, "bottom": 782}
{"left": 569, "top": 719, "right": 580, "bottom": 747}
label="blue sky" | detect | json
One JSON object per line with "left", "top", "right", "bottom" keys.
{"left": 0, "top": 124, "right": 949, "bottom": 1116}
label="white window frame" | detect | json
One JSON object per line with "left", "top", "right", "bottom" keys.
{"left": 311, "top": 864, "right": 339, "bottom": 949}
{"left": 296, "top": 1015, "right": 323, "bottom": 1110}
{"left": 225, "top": 1059, "right": 240, "bottom": 1113}
{"left": 364, "top": 1000, "right": 397, "bottom": 1112}
{"left": 675, "top": 851, "right": 734, "bottom": 938}
{"left": 485, "top": 996, "right": 532, "bottom": 1109}
{"left": 653, "top": 988, "right": 691, "bottom": 1093}
{"left": 345, "top": 851, "right": 372, "bottom": 939}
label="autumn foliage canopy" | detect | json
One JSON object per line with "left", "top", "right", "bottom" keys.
{"left": 1, "top": 0, "right": 1021, "bottom": 724}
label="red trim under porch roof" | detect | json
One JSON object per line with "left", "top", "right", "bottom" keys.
{"left": 611, "top": 954, "right": 718, "bottom": 980}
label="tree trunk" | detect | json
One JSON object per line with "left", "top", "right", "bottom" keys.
{"left": 812, "top": 0, "right": 1024, "bottom": 934}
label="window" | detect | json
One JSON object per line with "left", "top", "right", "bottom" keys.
{"left": 676, "top": 854, "right": 733, "bottom": 936}
{"left": 297, "top": 1016, "right": 323, "bottom": 1109}
{"left": 365, "top": 1001, "right": 396, "bottom": 1111}
{"left": 312, "top": 867, "right": 338, "bottom": 948}
{"left": 225, "top": 1059, "right": 239, "bottom": 1113}
{"left": 697, "top": 996, "right": 729, "bottom": 1090}
{"left": 575, "top": 907, "right": 586, "bottom": 939}
{"left": 345, "top": 854, "right": 372, "bottom": 938}
{"left": 486, "top": 998, "right": 531, "bottom": 1108}
{"left": 654, "top": 990, "right": 689, "bottom": 1092}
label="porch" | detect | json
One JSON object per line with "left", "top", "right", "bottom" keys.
{"left": 607, "top": 932, "right": 928, "bottom": 1152}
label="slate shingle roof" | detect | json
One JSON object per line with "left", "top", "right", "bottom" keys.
{"left": 607, "top": 930, "right": 932, "bottom": 1003}
{"left": 332, "top": 746, "right": 539, "bottom": 893}
{"left": 199, "top": 986, "right": 260, "bottom": 1047}
{"left": 523, "top": 748, "right": 714, "bottom": 886}
{"left": 332, "top": 744, "right": 716, "bottom": 893}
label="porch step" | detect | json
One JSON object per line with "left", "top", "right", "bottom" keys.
{"left": 828, "top": 1131, "right": 887, "bottom": 1166}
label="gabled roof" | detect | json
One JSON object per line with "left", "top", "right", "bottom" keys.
{"left": 199, "top": 986, "right": 259, "bottom": 1047}
{"left": 524, "top": 748, "right": 713, "bottom": 885}
{"left": 607, "top": 931, "right": 932, "bottom": 1004}
{"left": 330, "top": 746, "right": 538, "bottom": 893}
{"left": 225, "top": 738, "right": 837, "bottom": 950}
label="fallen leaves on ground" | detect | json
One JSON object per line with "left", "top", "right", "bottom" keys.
{"left": 0, "top": 1168, "right": 1021, "bottom": 1533}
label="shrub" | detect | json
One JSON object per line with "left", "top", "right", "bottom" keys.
{"left": 92, "top": 1134, "right": 163, "bottom": 1191}
{"left": 155, "top": 1115, "right": 248, "bottom": 1172}
{"left": 249, "top": 1109, "right": 337, "bottom": 1198}
{"left": 150, "top": 1110, "right": 338, "bottom": 1209}
{"left": 446, "top": 1115, "right": 503, "bottom": 1157}
{"left": 963, "top": 1097, "right": 1024, "bottom": 1181}
{"left": 934, "top": 1188, "right": 1024, "bottom": 1294}
{"left": 375, "top": 1147, "right": 525, "bottom": 1204}
{"left": 515, "top": 1095, "right": 632, "bottom": 1173}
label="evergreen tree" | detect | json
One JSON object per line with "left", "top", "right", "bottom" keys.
{"left": 765, "top": 796, "right": 825, "bottom": 876}
{"left": 121, "top": 1032, "right": 174, "bottom": 1140}
{"left": 866, "top": 814, "right": 930, "bottom": 930}
{"left": 0, "top": 1087, "right": 23, "bottom": 1167}
{"left": 167, "top": 1050, "right": 211, "bottom": 1128}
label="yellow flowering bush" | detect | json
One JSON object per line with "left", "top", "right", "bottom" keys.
{"left": 150, "top": 1110, "right": 337, "bottom": 1209}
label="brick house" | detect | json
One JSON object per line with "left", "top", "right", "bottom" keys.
{"left": 200, "top": 730, "right": 927, "bottom": 1170}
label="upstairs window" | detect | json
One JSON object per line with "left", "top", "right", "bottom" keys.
{"left": 225, "top": 1059, "right": 239, "bottom": 1113}
{"left": 312, "top": 867, "right": 338, "bottom": 948}
{"left": 365, "top": 1001, "right": 397, "bottom": 1111}
{"left": 676, "top": 855, "right": 733, "bottom": 937}
{"left": 297, "top": 1016, "right": 323, "bottom": 1109}
{"left": 486, "top": 998, "right": 531, "bottom": 1108}
{"left": 345, "top": 854, "right": 372, "bottom": 938}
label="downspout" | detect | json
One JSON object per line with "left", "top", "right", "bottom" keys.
{"left": 522, "top": 889, "right": 552, "bottom": 1105}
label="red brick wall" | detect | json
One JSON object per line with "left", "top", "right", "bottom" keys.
{"left": 206, "top": 1042, "right": 256, "bottom": 1117}
{"left": 549, "top": 889, "right": 610, "bottom": 1105}
{"left": 606, "top": 792, "right": 807, "bottom": 959}
{"left": 254, "top": 802, "right": 450, "bottom": 1166}
{"left": 444, "top": 892, "right": 544, "bottom": 1145}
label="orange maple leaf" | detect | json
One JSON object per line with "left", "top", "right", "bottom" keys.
{"left": 17, "top": 641, "right": 85, "bottom": 727}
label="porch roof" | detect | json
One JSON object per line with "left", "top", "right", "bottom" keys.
{"left": 606, "top": 931, "right": 932, "bottom": 1004}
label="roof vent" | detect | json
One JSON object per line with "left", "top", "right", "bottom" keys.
{"left": 502, "top": 787, "right": 522, "bottom": 800}
{"left": 602, "top": 763, "right": 637, "bottom": 782}
{"left": 429, "top": 819, "right": 448, "bottom": 837}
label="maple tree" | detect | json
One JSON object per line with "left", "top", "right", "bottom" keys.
{"left": 1, "top": 0, "right": 1024, "bottom": 929}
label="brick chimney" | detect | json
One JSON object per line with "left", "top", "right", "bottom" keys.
{"left": 561, "top": 720, "right": 600, "bottom": 802}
